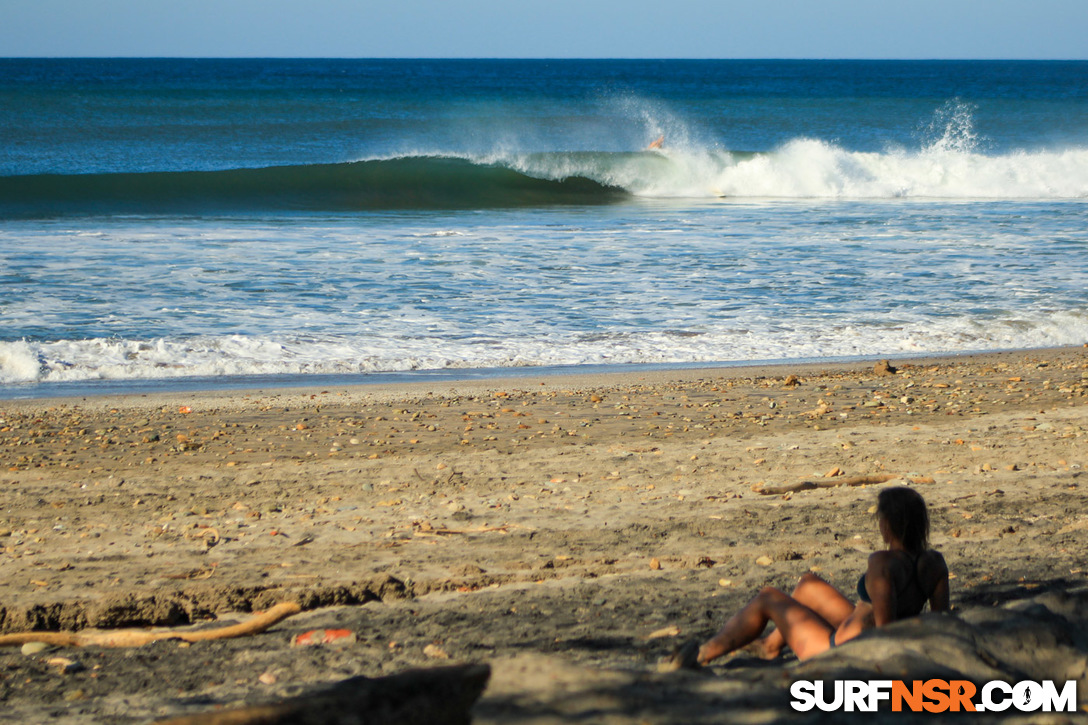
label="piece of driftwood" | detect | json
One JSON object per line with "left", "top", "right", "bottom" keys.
{"left": 0, "top": 602, "right": 301, "bottom": 648}
{"left": 751, "top": 474, "right": 935, "bottom": 496}
{"left": 154, "top": 663, "right": 492, "bottom": 725}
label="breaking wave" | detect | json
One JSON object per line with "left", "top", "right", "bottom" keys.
{"left": 2, "top": 143, "right": 1086, "bottom": 217}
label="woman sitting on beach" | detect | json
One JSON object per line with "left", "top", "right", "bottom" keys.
{"left": 694, "top": 486, "right": 949, "bottom": 666}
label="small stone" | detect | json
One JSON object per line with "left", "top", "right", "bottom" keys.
{"left": 783, "top": 375, "right": 800, "bottom": 387}
{"left": 649, "top": 557, "right": 662, "bottom": 570}
{"left": 423, "top": 643, "right": 449, "bottom": 659}
{"left": 755, "top": 555, "right": 774, "bottom": 566}
{"left": 647, "top": 625, "right": 681, "bottom": 640}
{"left": 258, "top": 671, "right": 277, "bottom": 685}
{"left": 874, "top": 360, "right": 897, "bottom": 376}
{"left": 21, "top": 642, "right": 50, "bottom": 655}
{"left": 47, "top": 657, "right": 85, "bottom": 674}
{"left": 291, "top": 629, "right": 357, "bottom": 647}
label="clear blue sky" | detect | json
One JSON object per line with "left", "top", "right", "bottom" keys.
{"left": 3, "top": 0, "right": 1086, "bottom": 59}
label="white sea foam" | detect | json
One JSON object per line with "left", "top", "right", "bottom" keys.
{"left": 491, "top": 102, "right": 1088, "bottom": 200}
{"left": 495, "top": 141, "right": 1088, "bottom": 201}
{"left": 0, "top": 342, "right": 41, "bottom": 384}
{"left": 4, "top": 310, "right": 1087, "bottom": 385}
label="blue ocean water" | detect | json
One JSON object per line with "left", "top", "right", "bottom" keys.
{"left": 1, "top": 59, "right": 1087, "bottom": 396}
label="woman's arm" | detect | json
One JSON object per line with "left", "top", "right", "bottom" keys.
{"left": 928, "top": 551, "right": 951, "bottom": 612}
{"left": 864, "top": 552, "right": 899, "bottom": 627}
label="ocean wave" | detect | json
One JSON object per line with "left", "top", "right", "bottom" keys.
{"left": 0, "top": 157, "right": 628, "bottom": 217}
{"left": 2, "top": 140, "right": 1087, "bottom": 217}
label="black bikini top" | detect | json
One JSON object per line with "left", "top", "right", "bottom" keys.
{"left": 857, "top": 551, "right": 927, "bottom": 618}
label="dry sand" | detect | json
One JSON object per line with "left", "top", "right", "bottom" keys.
{"left": 1, "top": 349, "right": 1087, "bottom": 723}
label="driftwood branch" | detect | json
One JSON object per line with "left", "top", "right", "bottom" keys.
{"left": 0, "top": 601, "right": 301, "bottom": 648}
{"left": 751, "top": 474, "right": 935, "bottom": 496}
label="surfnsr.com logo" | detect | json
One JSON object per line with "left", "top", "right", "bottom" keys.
{"left": 790, "top": 679, "right": 1078, "bottom": 713}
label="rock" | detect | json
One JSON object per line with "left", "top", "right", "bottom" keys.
{"left": 646, "top": 625, "right": 681, "bottom": 640}
{"left": 21, "top": 642, "right": 50, "bottom": 655}
{"left": 152, "top": 663, "right": 491, "bottom": 725}
{"left": 292, "top": 629, "right": 356, "bottom": 647}
{"left": 450, "top": 563, "right": 486, "bottom": 577}
{"left": 423, "top": 644, "right": 449, "bottom": 659}
{"left": 874, "top": 360, "right": 897, "bottom": 376}
{"left": 47, "top": 657, "right": 85, "bottom": 674}
{"left": 755, "top": 555, "right": 774, "bottom": 566}
{"left": 783, "top": 374, "right": 800, "bottom": 387}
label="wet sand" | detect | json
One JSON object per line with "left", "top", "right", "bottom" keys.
{"left": 1, "top": 348, "right": 1087, "bottom": 722}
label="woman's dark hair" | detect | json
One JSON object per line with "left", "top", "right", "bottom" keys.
{"left": 877, "top": 486, "right": 929, "bottom": 552}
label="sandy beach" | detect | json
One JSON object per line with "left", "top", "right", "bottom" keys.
{"left": 1, "top": 348, "right": 1087, "bottom": 723}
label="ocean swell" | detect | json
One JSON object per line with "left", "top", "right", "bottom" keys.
{"left": 2, "top": 141, "right": 1087, "bottom": 217}
{"left": 0, "top": 157, "right": 627, "bottom": 217}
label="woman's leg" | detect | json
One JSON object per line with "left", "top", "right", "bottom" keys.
{"left": 698, "top": 585, "right": 835, "bottom": 664}
{"left": 757, "top": 573, "right": 855, "bottom": 658}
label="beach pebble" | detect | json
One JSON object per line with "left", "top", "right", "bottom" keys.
{"left": 291, "top": 629, "right": 356, "bottom": 647}
{"left": 755, "top": 555, "right": 774, "bottom": 566}
{"left": 423, "top": 644, "right": 449, "bottom": 659}
{"left": 874, "top": 360, "right": 897, "bottom": 376}
{"left": 647, "top": 625, "right": 681, "bottom": 640}
{"left": 649, "top": 557, "right": 662, "bottom": 570}
{"left": 21, "top": 642, "right": 50, "bottom": 655}
{"left": 47, "top": 657, "right": 85, "bottom": 674}
{"left": 258, "top": 671, "right": 277, "bottom": 685}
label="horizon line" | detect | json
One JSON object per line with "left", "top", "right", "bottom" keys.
{"left": 3, "top": 56, "right": 1088, "bottom": 62}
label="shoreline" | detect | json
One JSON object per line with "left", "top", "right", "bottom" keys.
{"left": 0, "top": 344, "right": 1085, "bottom": 722}
{"left": 3, "top": 344, "right": 1083, "bottom": 408}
